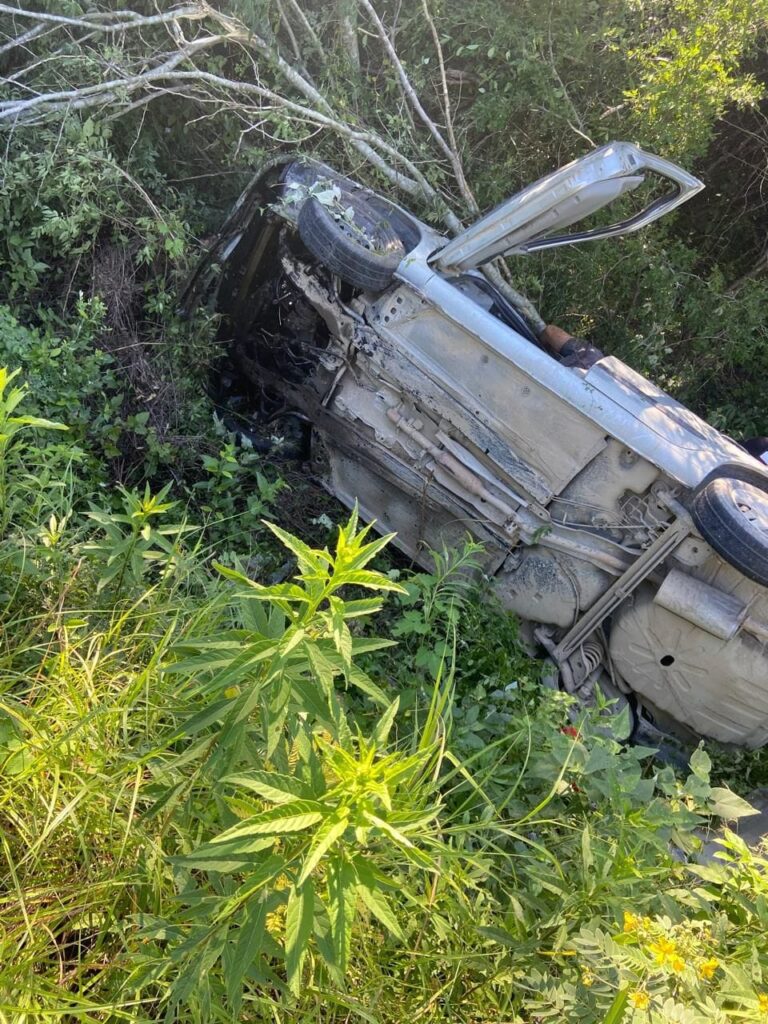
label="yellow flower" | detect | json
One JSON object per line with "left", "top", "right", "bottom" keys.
{"left": 623, "top": 911, "right": 639, "bottom": 933}
{"left": 759, "top": 992, "right": 768, "bottom": 1014}
{"left": 648, "top": 937, "right": 677, "bottom": 967}
{"left": 223, "top": 685, "right": 240, "bottom": 699}
{"left": 581, "top": 968, "right": 595, "bottom": 988}
{"left": 669, "top": 955, "right": 686, "bottom": 973}
{"left": 629, "top": 990, "right": 650, "bottom": 1010}
{"left": 698, "top": 958, "right": 719, "bottom": 980}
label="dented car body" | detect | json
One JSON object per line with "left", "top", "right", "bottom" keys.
{"left": 188, "top": 143, "right": 768, "bottom": 749}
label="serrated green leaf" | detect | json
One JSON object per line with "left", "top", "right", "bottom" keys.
{"left": 371, "top": 698, "right": 400, "bottom": 747}
{"left": 175, "top": 698, "right": 231, "bottom": 737}
{"left": 305, "top": 641, "right": 337, "bottom": 700}
{"left": 263, "top": 520, "right": 331, "bottom": 574}
{"left": 212, "top": 799, "right": 325, "bottom": 841}
{"left": 173, "top": 835, "right": 275, "bottom": 872}
{"left": 298, "top": 810, "right": 350, "bottom": 886}
{"left": 224, "top": 770, "right": 312, "bottom": 804}
{"left": 327, "top": 854, "right": 357, "bottom": 974}
{"left": 356, "top": 883, "right": 403, "bottom": 941}
{"left": 285, "top": 881, "right": 315, "bottom": 995}
{"left": 344, "top": 663, "right": 388, "bottom": 706}
{"left": 227, "top": 899, "right": 268, "bottom": 1012}
{"left": 334, "top": 569, "right": 406, "bottom": 592}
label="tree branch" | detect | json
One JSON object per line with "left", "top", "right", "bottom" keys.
{"left": 0, "top": 1, "right": 544, "bottom": 328}
{"left": 357, "top": 0, "right": 475, "bottom": 214}
{"left": 0, "top": 3, "right": 206, "bottom": 35}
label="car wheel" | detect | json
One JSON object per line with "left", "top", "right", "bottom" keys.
{"left": 692, "top": 466, "right": 768, "bottom": 587}
{"left": 297, "top": 190, "right": 406, "bottom": 292}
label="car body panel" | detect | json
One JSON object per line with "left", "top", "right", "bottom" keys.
{"left": 368, "top": 288, "right": 608, "bottom": 498}
{"left": 433, "top": 141, "right": 704, "bottom": 269}
{"left": 396, "top": 250, "right": 762, "bottom": 491}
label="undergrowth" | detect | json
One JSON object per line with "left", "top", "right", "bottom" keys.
{"left": 0, "top": 370, "right": 767, "bottom": 1024}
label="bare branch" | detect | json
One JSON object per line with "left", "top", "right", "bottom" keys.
{"left": 357, "top": 0, "right": 476, "bottom": 215}
{"left": 282, "top": 0, "right": 325, "bottom": 62}
{"left": 420, "top": 0, "right": 478, "bottom": 213}
{"left": 0, "top": 36, "right": 226, "bottom": 120}
{"left": 483, "top": 264, "right": 546, "bottom": 334}
{"left": 276, "top": 0, "right": 301, "bottom": 63}
{"left": 0, "top": 20, "right": 49, "bottom": 57}
{"left": 338, "top": 0, "right": 361, "bottom": 72}
{"left": 0, "top": 3, "right": 206, "bottom": 35}
{"left": 0, "top": 0, "right": 543, "bottom": 327}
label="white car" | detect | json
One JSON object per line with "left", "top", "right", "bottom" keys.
{"left": 187, "top": 143, "right": 768, "bottom": 749}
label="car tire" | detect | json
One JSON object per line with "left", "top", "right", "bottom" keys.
{"left": 297, "top": 191, "right": 406, "bottom": 292}
{"left": 692, "top": 466, "right": 768, "bottom": 587}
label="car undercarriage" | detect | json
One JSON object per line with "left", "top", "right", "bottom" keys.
{"left": 186, "top": 146, "right": 768, "bottom": 750}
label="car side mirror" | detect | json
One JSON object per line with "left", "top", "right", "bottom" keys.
{"left": 433, "top": 141, "right": 704, "bottom": 273}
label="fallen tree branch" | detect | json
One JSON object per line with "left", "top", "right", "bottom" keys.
{"left": 357, "top": 0, "right": 477, "bottom": 214}
{"left": 419, "top": 0, "right": 478, "bottom": 214}
{"left": 0, "top": 0, "right": 544, "bottom": 328}
{"left": 0, "top": 2, "right": 205, "bottom": 35}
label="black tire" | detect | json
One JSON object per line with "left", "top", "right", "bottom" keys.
{"left": 692, "top": 466, "right": 768, "bottom": 587}
{"left": 297, "top": 191, "right": 406, "bottom": 292}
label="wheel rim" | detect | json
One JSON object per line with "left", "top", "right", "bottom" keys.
{"left": 729, "top": 481, "right": 768, "bottom": 541}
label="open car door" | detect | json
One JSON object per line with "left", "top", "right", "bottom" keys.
{"left": 433, "top": 141, "right": 703, "bottom": 273}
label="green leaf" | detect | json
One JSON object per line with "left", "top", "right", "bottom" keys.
{"left": 305, "top": 641, "right": 338, "bottom": 701}
{"left": 344, "top": 663, "right": 388, "bottom": 706}
{"left": 362, "top": 812, "right": 434, "bottom": 868}
{"left": 356, "top": 883, "right": 404, "bottom": 941}
{"left": 213, "top": 562, "right": 310, "bottom": 603}
{"left": 212, "top": 800, "right": 325, "bottom": 841}
{"left": 707, "top": 787, "right": 758, "bottom": 820}
{"left": 9, "top": 414, "right": 67, "bottom": 431}
{"left": 285, "top": 881, "right": 315, "bottom": 995}
{"left": 312, "top": 895, "right": 342, "bottom": 983}
{"left": 263, "top": 520, "right": 331, "bottom": 574}
{"left": 338, "top": 620, "right": 353, "bottom": 667}
{"left": 224, "top": 770, "right": 312, "bottom": 804}
{"left": 326, "top": 854, "right": 357, "bottom": 974}
{"left": 175, "top": 698, "right": 231, "bottom": 737}
{"left": 345, "top": 531, "right": 396, "bottom": 571}
{"left": 350, "top": 637, "right": 397, "bottom": 653}
{"left": 332, "top": 569, "right": 405, "bottom": 593}
{"left": 371, "top": 697, "right": 400, "bottom": 747}
{"left": 227, "top": 899, "right": 267, "bottom": 1012}
{"left": 602, "top": 988, "right": 629, "bottom": 1024}
{"left": 340, "top": 599, "right": 388, "bottom": 620}
{"left": 173, "top": 835, "right": 275, "bottom": 872}
{"left": 689, "top": 745, "right": 711, "bottom": 781}
{"left": 298, "top": 810, "right": 350, "bottom": 886}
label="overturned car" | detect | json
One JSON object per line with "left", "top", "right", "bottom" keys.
{"left": 187, "top": 143, "right": 768, "bottom": 749}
